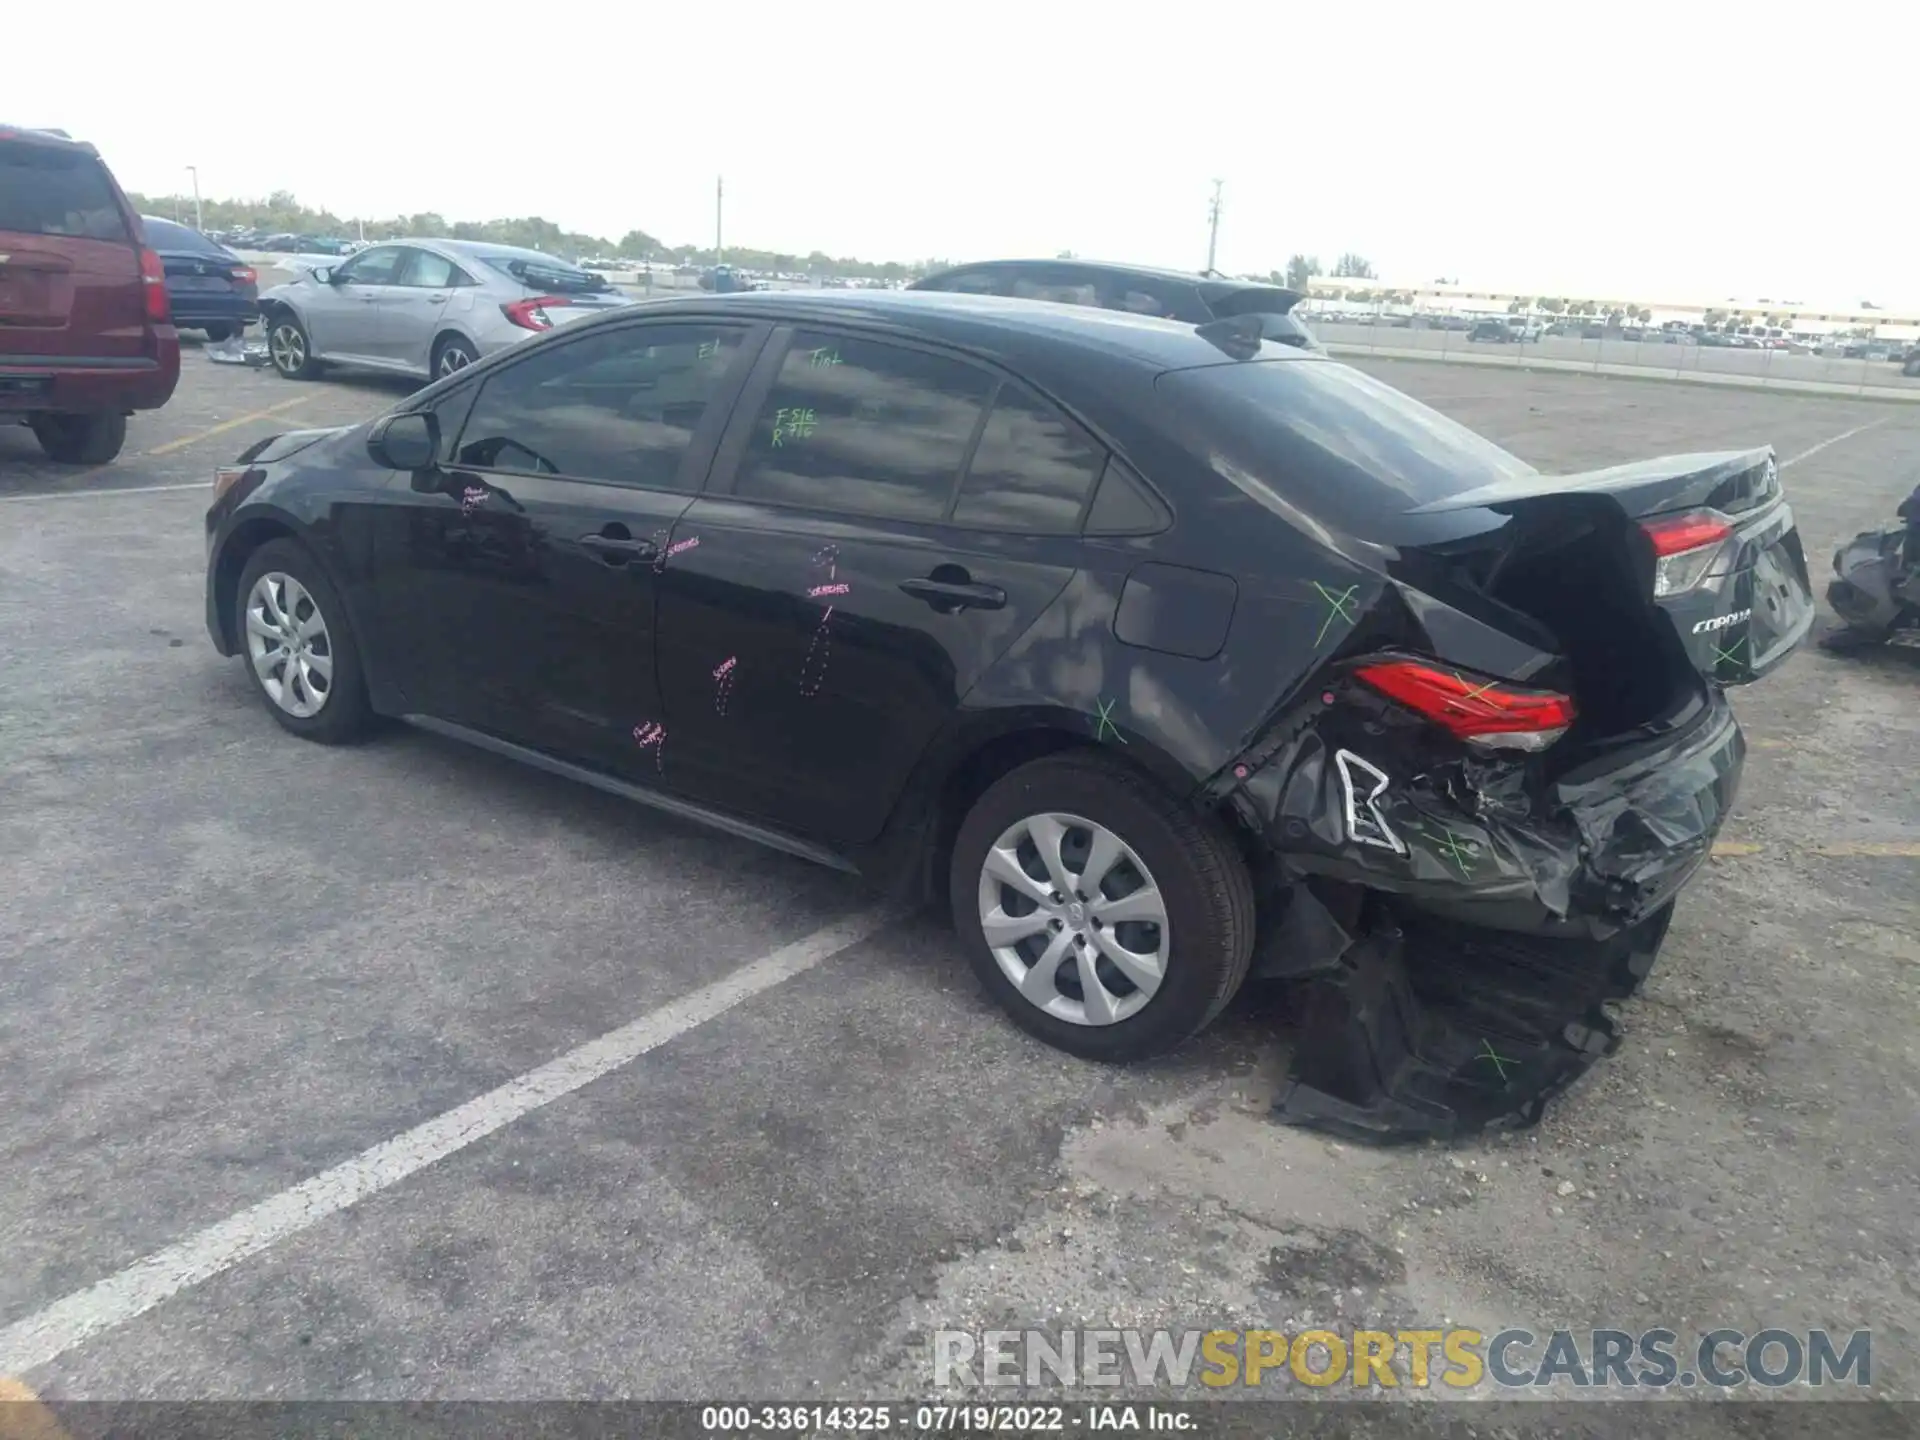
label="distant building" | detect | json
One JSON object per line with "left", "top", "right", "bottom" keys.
{"left": 1298, "top": 279, "right": 1918, "bottom": 339}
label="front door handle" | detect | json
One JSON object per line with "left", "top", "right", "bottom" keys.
{"left": 580, "top": 532, "right": 658, "bottom": 564}
{"left": 899, "top": 576, "right": 1006, "bottom": 611}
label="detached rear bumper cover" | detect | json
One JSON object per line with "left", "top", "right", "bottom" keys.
{"left": 1224, "top": 684, "right": 1744, "bottom": 1142}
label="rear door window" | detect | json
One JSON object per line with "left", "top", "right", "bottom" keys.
{"left": 918, "top": 268, "right": 1009, "bottom": 296}
{"left": 1009, "top": 268, "right": 1101, "bottom": 307}
{"left": 397, "top": 250, "right": 465, "bottom": 288}
{"left": 729, "top": 329, "right": 993, "bottom": 521}
{"left": 0, "top": 143, "right": 127, "bottom": 240}
{"left": 452, "top": 323, "right": 750, "bottom": 488}
{"left": 950, "top": 384, "right": 1106, "bottom": 532}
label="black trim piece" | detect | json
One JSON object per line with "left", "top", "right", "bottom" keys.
{"left": 0, "top": 355, "right": 158, "bottom": 371}
{"left": 704, "top": 325, "right": 796, "bottom": 498}
{"left": 401, "top": 713, "right": 861, "bottom": 874}
{"left": 941, "top": 377, "right": 1001, "bottom": 521}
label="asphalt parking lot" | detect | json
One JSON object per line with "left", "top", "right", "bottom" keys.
{"left": 2, "top": 346, "right": 1917, "bottom": 1414}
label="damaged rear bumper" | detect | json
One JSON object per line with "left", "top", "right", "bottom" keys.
{"left": 1223, "top": 683, "right": 1744, "bottom": 1142}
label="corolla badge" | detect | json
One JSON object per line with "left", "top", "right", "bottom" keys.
{"left": 1692, "top": 609, "right": 1752, "bottom": 633}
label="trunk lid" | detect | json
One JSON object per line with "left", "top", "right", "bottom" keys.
{"left": 1411, "top": 447, "right": 1814, "bottom": 686}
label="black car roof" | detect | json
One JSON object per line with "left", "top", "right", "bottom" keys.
{"left": 606, "top": 288, "right": 1313, "bottom": 371}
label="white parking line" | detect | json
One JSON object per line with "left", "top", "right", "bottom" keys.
{"left": 0, "top": 481, "right": 210, "bottom": 504}
{"left": 0, "top": 907, "right": 896, "bottom": 1377}
{"left": 1779, "top": 417, "right": 1891, "bottom": 469}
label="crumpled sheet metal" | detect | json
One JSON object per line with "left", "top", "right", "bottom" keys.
{"left": 1237, "top": 696, "right": 1743, "bottom": 938}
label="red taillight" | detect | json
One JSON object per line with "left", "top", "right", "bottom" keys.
{"left": 230, "top": 265, "right": 257, "bottom": 285}
{"left": 1354, "top": 661, "right": 1577, "bottom": 752}
{"left": 501, "top": 295, "right": 572, "bottom": 332}
{"left": 138, "top": 246, "right": 170, "bottom": 321}
{"left": 1640, "top": 511, "right": 1734, "bottom": 597}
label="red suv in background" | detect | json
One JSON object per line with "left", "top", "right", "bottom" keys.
{"left": 0, "top": 126, "right": 179, "bottom": 465}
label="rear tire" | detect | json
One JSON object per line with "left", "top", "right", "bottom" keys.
{"left": 31, "top": 412, "right": 127, "bottom": 465}
{"left": 431, "top": 334, "right": 479, "bottom": 379}
{"left": 949, "top": 752, "right": 1255, "bottom": 1062}
{"left": 234, "top": 538, "right": 374, "bottom": 744}
{"left": 201, "top": 323, "right": 234, "bottom": 343}
{"left": 1904, "top": 353, "right": 1920, "bottom": 377}
{"left": 267, "top": 312, "right": 323, "bottom": 379}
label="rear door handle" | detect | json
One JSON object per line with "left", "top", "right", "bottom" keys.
{"left": 579, "top": 532, "right": 658, "bottom": 563}
{"left": 899, "top": 577, "right": 1006, "bottom": 611}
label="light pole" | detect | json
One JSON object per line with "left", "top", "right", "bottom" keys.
{"left": 186, "top": 166, "right": 202, "bottom": 231}
{"left": 715, "top": 175, "right": 724, "bottom": 263}
{"left": 1205, "top": 179, "right": 1224, "bottom": 275}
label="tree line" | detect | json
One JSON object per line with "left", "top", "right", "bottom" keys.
{"left": 127, "top": 189, "right": 940, "bottom": 281}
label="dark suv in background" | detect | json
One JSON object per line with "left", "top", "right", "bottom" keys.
{"left": 0, "top": 125, "right": 179, "bottom": 464}
{"left": 912, "top": 259, "right": 1321, "bottom": 352}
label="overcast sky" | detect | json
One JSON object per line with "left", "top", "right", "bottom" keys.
{"left": 11, "top": 2, "right": 1913, "bottom": 306}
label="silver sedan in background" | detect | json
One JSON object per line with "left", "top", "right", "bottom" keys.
{"left": 258, "top": 239, "right": 635, "bottom": 382}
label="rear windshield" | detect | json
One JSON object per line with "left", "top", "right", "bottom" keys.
{"left": 0, "top": 143, "right": 128, "bottom": 241}
{"left": 140, "top": 216, "right": 231, "bottom": 257}
{"left": 479, "top": 254, "right": 613, "bottom": 295}
{"left": 1155, "top": 359, "right": 1536, "bottom": 544}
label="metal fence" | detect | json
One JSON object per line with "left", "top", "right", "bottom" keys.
{"left": 1307, "top": 313, "right": 1920, "bottom": 400}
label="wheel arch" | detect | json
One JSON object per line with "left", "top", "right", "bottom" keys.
{"left": 877, "top": 709, "right": 1203, "bottom": 910}
{"left": 430, "top": 327, "right": 480, "bottom": 373}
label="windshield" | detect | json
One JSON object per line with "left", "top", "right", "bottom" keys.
{"left": 140, "top": 216, "right": 231, "bottom": 256}
{"left": 479, "top": 254, "right": 613, "bottom": 295}
{"left": 1155, "top": 358, "right": 1536, "bottom": 545}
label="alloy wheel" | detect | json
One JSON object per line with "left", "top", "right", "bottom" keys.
{"left": 437, "top": 345, "right": 473, "bottom": 377}
{"left": 976, "top": 811, "right": 1169, "bottom": 1026}
{"left": 269, "top": 323, "right": 306, "bottom": 374}
{"left": 244, "top": 572, "right": 333, "bottom": 718}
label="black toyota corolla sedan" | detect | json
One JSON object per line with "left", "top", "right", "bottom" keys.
{"left": 203, "top": 290, "right": 1814, "bottom": 1141}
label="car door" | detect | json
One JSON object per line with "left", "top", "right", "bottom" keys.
{"left": 652, "top": 326, "right": 1101, "bottom": 848}
{"left": 371, "top": 246, "right": 462, "bottom": 371}
{"left": 363, "top": 317, "right": 766, "bottom": 771}
{"left": 307, "top": 243, "right": 406, "bottom": 360}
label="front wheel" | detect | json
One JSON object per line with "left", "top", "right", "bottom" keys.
{"left": 1904, "top": 354, "right": 1920, "bottom": 377}
{"left": 267, "top": 312, "right": 323, "bottom": 379}
{"left": 234, "top": 538, "right": 374, "bottom": 743}
{"left": 949, "top": 752, "right": 1256, "bottom": 1061}
{"left": 31, "top": 412, "right": 127, "bottom": 464}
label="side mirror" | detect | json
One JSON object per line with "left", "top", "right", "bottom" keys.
{"left": 367, "top": 411, "right": 440, "bottom": 472}
{"left": 311, "top": 266, "right": 336, "bottom": 285}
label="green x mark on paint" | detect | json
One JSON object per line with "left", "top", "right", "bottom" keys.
{"left": 1311, "top": 581, "right": 1361, "bottom": 648}
{"left": 1095, "top": 697, "right": 1128, "bottom": 744}
{"left": 1477, "top": 1038, "right": 1518, "bottom": 1082}
{"left": 1711, "top": 635, "right": 1746, "bottom": 669}
{"left": 1428, "top": 825, "right": 1479, "bottom": 878}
